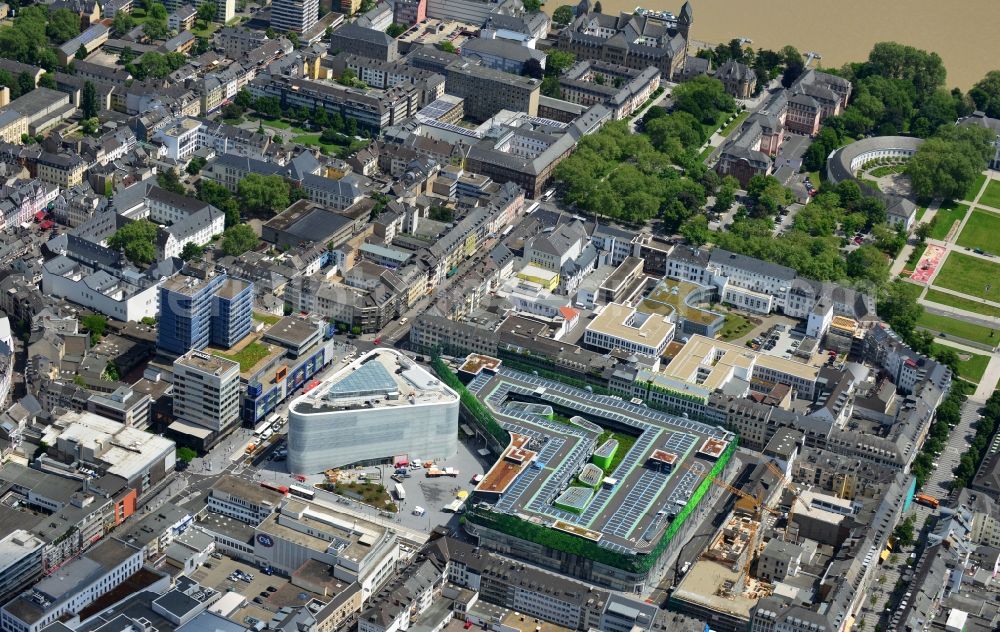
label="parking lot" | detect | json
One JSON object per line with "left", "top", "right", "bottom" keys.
{"left": 190, "top": 554, "right": 322, "bottom": 625}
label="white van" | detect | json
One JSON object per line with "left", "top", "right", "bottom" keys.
{"left": 413, "top": 506, "right": 426, "bottom": 516}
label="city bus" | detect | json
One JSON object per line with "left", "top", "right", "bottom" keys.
{"left": 288, "top": 485, "right": 315, "bottom": 500}
{"left": 253, "top": 420, "right": 270, "bottom": 437}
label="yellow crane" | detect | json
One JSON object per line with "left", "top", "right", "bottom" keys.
{"left": 683, "top": 463, "right": 782, "bottom": 517}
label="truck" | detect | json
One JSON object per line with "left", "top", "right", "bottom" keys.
{"left": 426, "top": 468, "right": 459, "bottom": 478}
{"left": 245, "top": 443, "right": 256, "bottom": 454}
{"left": 393, "top": 483, "right": 406, "bottom": 501}
{"left": 914, "top": 493, "right": 939, "bottom": 509}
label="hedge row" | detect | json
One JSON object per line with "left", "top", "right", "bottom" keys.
{"left": 431, "top": 355, "right": 510, "bottom": 447}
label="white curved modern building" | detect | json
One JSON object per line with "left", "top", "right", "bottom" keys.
{"left": 287, "top": 349, "right": 459, "bottom": 473}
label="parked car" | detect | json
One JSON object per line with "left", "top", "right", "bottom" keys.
{"left": 253, "top": 597, "right": 263, "bottom": 605}
{"left": 267, "top": 586, "right": 278, "bottom": 593}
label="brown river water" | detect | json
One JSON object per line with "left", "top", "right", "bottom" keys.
{"left": 546, "top": 0, "right": 999, "bottom": 90}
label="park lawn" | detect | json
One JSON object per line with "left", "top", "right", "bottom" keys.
{"left": 933, "top": 252, "right": 1000, "bottom": 301}
{"left": 927, "top": 201, "right": 969, "bottom": 240}
{"left": 965, "top": 173, "right": 988, "bottom": 202}
{"left": 869, "top": 164, "right": 905, "bottom": 177}
{"left": 896, "top": 280, "right": 924, "bottom": 301}
{"left": 252, "top": 312, "right": 282, "bottom": 325}
{"left": 718, "top": 109, "right": 750, "bottom": 138}
{"left": 931, "top": 342, "right": 991, "bottom": 384}
{"left": 956, "top": 210, "right": 1000, "bottom": 253}
{"left": 916, "top": 310, "right": 997, "bottom": 346}
{"left": 924, "top": 289, "right": 1000, "bottom": 319}
{"left": 977, "top": 179, "right": 1000, "bottom": 209}
{"left": 213, "top": 342, "right": 272, "bottom": 373}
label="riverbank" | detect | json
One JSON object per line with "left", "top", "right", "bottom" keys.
{"left": 545, "top": 0, "right": 996, "bottom": 90}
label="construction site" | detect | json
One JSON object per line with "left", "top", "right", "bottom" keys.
{"left": 669, "top": 461, "right": 813, "bottom": 632}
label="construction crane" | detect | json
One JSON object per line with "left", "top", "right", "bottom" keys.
{"left": 784, "top": 494, "right": 808, "bottom": 542}
{"left": 683, "top": 463, "right": 781, "bottom": 517}
{"left": 764, "top": 461, "right": 787, "bottom": 487}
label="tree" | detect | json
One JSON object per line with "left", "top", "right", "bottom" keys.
{"left": 119, "top": 46, "right": 136, "bottom": 65}
{"left": 75, "top": 44, "right": 88, "bottom": 60}
{"left": 143, "top": 2, "right": 169, "bottom": 41}
{"left": 157, "top": 168, "right": 186, "bottom": 195}
{"left": 221, "top": 224, "right": 259, "bottom": 256}
{"left": 197, "top": 179, "right": 241, "bottom": 227}
{"left": 545, "top": 50, "right": 576, "bottom": 76}
{"left": 109, "top": 219, "right": 158, "bottom": 266}
{"left": 221, "top": 103, "right": 244, "bottom": 122}
{"left": 80, "top": 314, "right": 108, "bottom": 345}
{"left": 112, "top": 11, "right": 135, "bottom": 36}
{"left": 16, "top": 72, "right": 32, "bottom": 98}
{"left": 197, "top": 1, "right": 217, "bottom": 23}
{"left": 180, "top": 242, "right": 204, "bottom": 261}
{"left": 594, "top": 1, "right": 602, "bottom": 12}
{"left": 176, "top": 447, "right": 198, "bottom": 463}
{"left": 970, "top": 70, "right": 1000, "bottom": 118}
{"left": 437, "top": 41, "right": 456, "bottom": 53}
{"left": 38, "top": 72, "right": 55, "bottom": 89}
{"left": 186, "top": 156, "right": 207, "bottom": 175}
{"left": 671, "top": 76, "right": 735, "bottom": 125}
{"left": 386, "top": 23, "right": 407, "bottom": 38}
{"left": 253, "top": 95, "right": 282, "bottom": 118}
{"left": 681, "top": 215, "right": 710, "bottom": 246}
{"left": 847, "top": 245, "right": 890, "bottom": 286}
{"left": 893, "top": 516, "right": 915, "bottom": 548}
{"left": 47, "top": 8, "right": 81, "bottom": 44}
{"left": 522, "top": 57, "right": 543, "bottom": 79}
{"left": 878, "top": 281, "right": 924, "bottom": 339}
{"left": 81, "top": 80, "right": 98, "bottom": 119}
{"left": 781, "top": 46, "right": 804, "bottom": 88}
{"left": 238, "top": 173, "right": 290, "bottom": 215}
{"left": 80, "top": 117, "right": 99, "bottom": 135}
{"left": 906, "top": 125, "right": 994, "bottom": 200}
{"left": 553, "top": 5, "right": 574, "bottom": 24}
{"left": 234, "top": 89, "right": 254, "bottom": 109}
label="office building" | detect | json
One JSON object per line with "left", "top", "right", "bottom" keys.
{"left": 583, "top": 302, "right": 675, "bottom": 357}
{"left": 172, "top": 351, "right": 241, "bottom": 435}
{"left": 208, "top": 475, "right": 284, "bottom": 525}
{"left": 156, "top": 265, "right": 253, "bottom": 356}
{"left": 444, "top": 60, "right": 540, "bottom": 121}
{"left": 271, "top": 0, "right": 319, "bottom": 34}
{"left": 0, "top": 539, "right": 143, "bottom": 632}
{"left": 286, "top": 348, "right": 459, "bottom": 472}
{"left": 0, "top": 532, "right": 44, "bottom": 606}
{"left": 39, "top": 410, "right": 177, "bottom": 496}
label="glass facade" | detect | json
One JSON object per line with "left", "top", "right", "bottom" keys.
{"left": 157, "top": 273, "right": 254, "bottom": 355}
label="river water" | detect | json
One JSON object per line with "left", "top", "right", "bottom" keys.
{"left": 547, "top": 0, "right": 998, "bottom": 90}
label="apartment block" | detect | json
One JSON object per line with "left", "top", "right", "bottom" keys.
{"left": 157, "top": 265, "right": 254, "bottom": 355}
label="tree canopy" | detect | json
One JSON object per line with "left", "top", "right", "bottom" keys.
{"left": 906, "top": 124, "right": 994, "bottom": 201}
{"left": 670, "top": 76, "right": 736, "bottom": 125}
{"left": 970, "top": 70, "right": 1000, "bottom": 119}
{"left": 238, "top": 173, "right": 290, "bottom": 216}
{"left": 109, "top": 219, "right": 158, "bottom": 266}
{"left": 142, "top": 2, "right": 169, "bottom": 41}
{"left": 553, "top": 5, "right": 574, "bottom": 25}
{"left": 46, "top": 8, "right": 80, "bottom": 44}
{"left": 221, "top": 225, "right": 259, "bottom": 256}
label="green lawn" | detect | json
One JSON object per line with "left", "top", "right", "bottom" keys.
{"left": 860, "top": 177, "right": 881, "bottom": 192}
{"left": 924, "top": 288, "right": 1000, "bottom": 319}
{"left": 915, "top": 206, "right": 927, "bottom": 222}
{"left": 927, "top": 201, "right": 969, "bottom": 240}
{"left": 933, "top": 252, "right": 1000, "bottom": 301}
{"left": 956, "top": 210, "right": 1000, "bottom": 253}
{"left": 718, "top": 109, "right": 750, "bottom": 138}
{"left": 698, "top": 144, "right": 714, "bottom": 162}
{"left": 248, "top": 117, "right": 307, "bottom": 134}
{"left": 931, "top": 342, "right": 991, "bottom": 383}
{"left": 252, "top": 312, "right": 282, "bottom": 326}
{"left": 191, "top": 21, "right": 219, "bottom": 38}
{"left": 719, "top": 311, "right": 752, "bottom": 341}
{"left": 808, "top": 171, "right": 822, "bottom": 186}
{"left": 869, "top": 164, "right": 906, "bottom": 177}
{"left": 213, "top": 342, "right": 272, "bottom": 373}
{"left": 965, "top": 173, "right": 988, "bottom": 202}
{"left": 977, "top": 179, "right": 1000, "bottom": 209}
{"left": 596, "top": 430, "right": 637, "bottom": 475}
{"left": 916, "top": 310, "right": 997, "bottom": 346}
{"left": 895, "top": 280, "right": 925, "bottom": 301}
